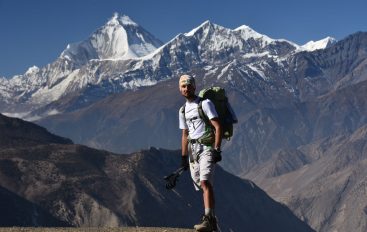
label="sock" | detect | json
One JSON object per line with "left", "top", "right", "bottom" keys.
{"left": 205, "top": 208, "right": 215, "bottom": 217}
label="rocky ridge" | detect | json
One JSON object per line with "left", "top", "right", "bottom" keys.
{"left": 0, "top": 114, "right": 314, "bottom": 232}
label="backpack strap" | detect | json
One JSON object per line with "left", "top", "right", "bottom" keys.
{"left": 180, "top": 104, "right": 186, "bottom": 117}
{"left": 197, "top": 98, "right": 215, "bottom": 145}
{"left": 181, "top": 97, "right": 205, "bottom": 122}
{"left": 181, "top": 101, "right": 206, "bottom": 125}
{"left": 181, "top": 98, "right": 214, "bottom": 146}
{"left": 197, "top": 98, "right": 210, "bottom": 126}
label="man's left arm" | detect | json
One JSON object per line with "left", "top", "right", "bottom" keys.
{"left": 203, "top": 99, "right": 222, "bottom": 162}
{"left": 210, "top": 118, "right": 222, "bottom": 152}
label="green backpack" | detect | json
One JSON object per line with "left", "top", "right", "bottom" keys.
{"left": 182, "top": 87, "right": 238, "bottom": 143}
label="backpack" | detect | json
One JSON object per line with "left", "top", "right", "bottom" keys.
{"left": 181, "top": 87, "right": 238, "bottom": 142}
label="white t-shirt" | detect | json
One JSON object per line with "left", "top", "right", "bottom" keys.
{"left": 179, "top": 97, "right": 218, "bottom": 139}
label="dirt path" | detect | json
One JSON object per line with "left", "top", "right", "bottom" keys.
{"left": 0, "top": 228, "right": 194, "bottom": 232}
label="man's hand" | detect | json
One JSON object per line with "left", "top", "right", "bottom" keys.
{"left": 181, "top": 155, "right": 189, "bottom": 170}
{"left": 164, "top": 172, "right": 179, "bottom": 189}
{"left": 212, "top": 148, "right": 222, "bottom": 163}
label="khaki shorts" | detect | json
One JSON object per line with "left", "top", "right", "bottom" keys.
{"left": 189, "top": 143, "right": 216, "bottom": 191}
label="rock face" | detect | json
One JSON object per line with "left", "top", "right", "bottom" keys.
{"left": 245, "top": 123, "right": 367, "bottom": 232}
{"left": 244, "top": 81, "right": 367, "bottom": 232}
{"left": 0, "top": 114, "right": 313, "bottom": 232}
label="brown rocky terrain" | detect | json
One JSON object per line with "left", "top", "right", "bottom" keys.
{"left": 243, "top": 80, "right": 367, "bottom": 232}
{"left": 0, "top": 114, "right": 314, "bottom": 232}
{"left": 0, "top": 228, "right": 193, "bottom": 232}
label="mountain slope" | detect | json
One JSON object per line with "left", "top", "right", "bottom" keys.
{"left": 248, "top": 124, "right": 367, "bottom": 232}
{"left": 243, "top": 81, "right": 367, "bottom": 231}
{"left": 0, "top": 113, "right": 72, "bottom": 148}
{"left": 0, "top": 185, "right": 68, "bottom": 227}
{"left": 37, "top": 78, "right": 183, "bottom": 153}
{"left": 0, "top": 114, "right": 313, "bottom": 231}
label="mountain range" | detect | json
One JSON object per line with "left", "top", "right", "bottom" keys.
{"left": 0, "top": 113, "right": 314, "bottom": 232}
{"left": 1, "top": 13, "right": 367, "bottom": 232}
{"left": 0, "top": 14, "right": 335, "bottom": 119}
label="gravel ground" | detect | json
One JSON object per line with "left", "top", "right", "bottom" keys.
{"left": 0, "top": 228, "right": 194, "bottom": 232}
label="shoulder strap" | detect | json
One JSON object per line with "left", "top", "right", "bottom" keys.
{"left": 181, "top": 98, "right": 211, "bottom": 126}
{"left": 180, "top": 104, "right": 186, "bottom": 119}
{"left": 197, "top": 98, "right": 210, "bottom": 126}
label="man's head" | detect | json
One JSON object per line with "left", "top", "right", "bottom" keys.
{"left": 179, "top": 74, "right": 196, "bottom": 100}
{"left": 179, "top": 74, "right": 196, "bottom": 88}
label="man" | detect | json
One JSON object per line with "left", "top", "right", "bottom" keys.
{"left": 178, "top": 74, "right": 222, "bottom": 231}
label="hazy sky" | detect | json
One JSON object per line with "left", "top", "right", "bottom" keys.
{"left": 1, "top": 0, "right": 366, "bottom": 77}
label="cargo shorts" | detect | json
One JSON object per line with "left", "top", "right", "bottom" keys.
{"left": 189, "top": 143, "right": 216, "bottom": 191}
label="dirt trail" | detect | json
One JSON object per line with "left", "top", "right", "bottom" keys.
{"left": 0, "top": 228, "right": 194, "bottom": 232}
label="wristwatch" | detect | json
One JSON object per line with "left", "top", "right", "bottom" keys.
{"left": 214, "top": 147, "right": 221, "bottom": 152}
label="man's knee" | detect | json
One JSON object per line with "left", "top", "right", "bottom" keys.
{"left": 200, "top": 180, "right": 212, "bottom": 190}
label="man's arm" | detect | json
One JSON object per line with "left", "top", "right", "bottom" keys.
{"left": 201, "top": 99, "right": 221, "bottom": 149}
{"left": 181, "top": 129, "right": 189, "bottom": 169}
{"left": 182, "top": 129, "right": 189, "bottom": 156}
{"left": 210, "top": 118, "right": 222, "bottom": 150}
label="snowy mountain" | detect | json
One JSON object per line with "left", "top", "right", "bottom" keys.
{"left": 61, "top": 14, "right": 162, "bottom": 65}
{"left": 300, "top": 36, "right": 337, "bottom": 51}
{"left": 0, "top": 14, "right": 337, "bottom": 119}
{"left": 0, "top": 13, "right": 163, "bottom": 116}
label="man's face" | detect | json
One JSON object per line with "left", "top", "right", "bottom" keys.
{"left": 179, "top": 83, "right": 196, "bottom": 99}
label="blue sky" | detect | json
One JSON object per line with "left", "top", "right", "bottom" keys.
{"left": 0, "top": 0, "right": 366, "bottom": 78}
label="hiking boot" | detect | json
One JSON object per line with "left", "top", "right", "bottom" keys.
{"left": 194, "top": 215, "right": 217, "bottom": 231}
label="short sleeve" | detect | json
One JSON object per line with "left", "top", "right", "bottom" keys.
{"left": 179, "top": 106, "right": 188, "bottom": 129}
{"left": 201, "top": 99, "right": 218, "bottom": 120}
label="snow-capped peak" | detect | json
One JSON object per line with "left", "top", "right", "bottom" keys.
{"left": 106, "top": 13, "right": 120, "bottom": 26}
{"left": 300, "top": 36, "right": 337, "bottom": 52}
{"left": 25, "top": 66, "right": 39, "bottom": 75}
{"left": 184, "top": 21, "right": 278, "bottom": 47}
{"left": 185, "top": 20, "right": 213, "bottom": 37}
{"left": 181, "top": 21, "right": 296, "bottom": 56}
{"left": 60, "top": 13, "right": 162, "bottom": 65}
{"left": 234, "top": 25, "right": 273, "bottom": 43}
{"left": 107, "top": 13, "right": 138, "bottom": 27}
{"left": 119, "top": 15, "right": 138, "bottom": 26}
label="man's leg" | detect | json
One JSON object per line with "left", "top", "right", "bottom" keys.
{"left": 194, "top": 149, "right": 217, "bottom": 231}
{"left": 199, "top": 149, "right": 216, "bottom": 218}
{"left": 201, "top": 180, "right": 215, "bottom": 217}
{"left": 194, "top": 181, "right": 217, "bottom": 231}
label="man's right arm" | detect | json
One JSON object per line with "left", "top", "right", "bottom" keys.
{"left": 179, "top": 105, "right": 189, "bottom": 169}
{"left": 181, "top": 129, "right": 189, "bottom": 170}
{"left": 182, "top": 129, "right": 189, "bottom": 157}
